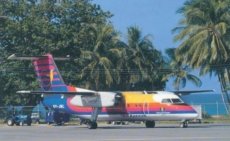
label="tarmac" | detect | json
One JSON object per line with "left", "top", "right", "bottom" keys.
{"left": 0, "top": 123, "right": 230, "bottom": 141}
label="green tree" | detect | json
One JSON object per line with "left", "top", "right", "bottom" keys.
{"left": 174, "top": 0, "right": 230, "bottom": 112}
{"left": 118, "top": 26, "right": 165, "bottom": 90}
{"left": 163, "top": 48, "right": 202, "bottom": 90}
{"left": 0, "top": 0, "right": 167, "bottom": 106}
{"left": 75, "top": 24, "right": 121, "bottom": 90}
{"left": 0, "top": 0, "right": 112, "bottom": 106}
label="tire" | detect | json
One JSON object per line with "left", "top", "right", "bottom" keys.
{"left": 19, "top": 121, "right": 24, "bottom": 126}
{"left": 180, "top": 121, "right": 188, "bottom": 128}
{"left": 27, "top": 121, "right": 32, "bottom": 126}
{"left": 35, "top": 120, "right": 40, "bottom": 124}
{"left": 87, "top": 122, "right": 97, "bottom": 129}
{"left": 7, "top": 119, "right": 14, "bottom": 126}
{"left": 145, "top": 121, "right": 155, "bottom": 128}
{"left": 56, "top": 121, "right": 63, "bottom": 126}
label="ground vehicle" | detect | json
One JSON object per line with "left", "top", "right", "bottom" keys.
{"left": 6, "top": 114, "right": 32, "bottom": 126}
{"left": 31, "top": 113, "right": 40, "bottom": 124}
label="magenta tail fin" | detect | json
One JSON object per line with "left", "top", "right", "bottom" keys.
{"left": 33, "top": 54, "right": 67, "bottom": 91}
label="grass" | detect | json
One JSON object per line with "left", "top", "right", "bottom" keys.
{"left": 202, "top": 115, "right": 230, "bottom": 123}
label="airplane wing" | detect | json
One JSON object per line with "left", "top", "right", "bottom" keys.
{"left": 17, "top": 90, "right": 122, "bottom": 108}
{"left": 16, "top": 90, "right": 95, "bottom": 96}
{"left": 170, "top": 89, "right": 215, "bottom": 95}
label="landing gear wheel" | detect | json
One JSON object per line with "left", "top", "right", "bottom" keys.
{"left": 180, "top": 121, "right": 188, "bottom": 128}
{"left": 7, "top": 119, "right": 14, "bottom": 126}
{"left": 35, "top": 120, "right": 40, "bottom": 124}
{"left": 19, "top": 121, "right": 24, "bottom": 126}
{"left": 56, "top": 121, "right": 63, "bottom": 126}
{"left": 27, "top": 121, "right": 32, "bottom": 126}
{"left": 87, "top": 122, "right": 98, "bottom": 129}
{"left": 145, "top": 121, "right": 155, "bottom": 128}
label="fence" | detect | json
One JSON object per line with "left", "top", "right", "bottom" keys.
{"left": 190, "top": 102, "right": 230, "bottom": 116}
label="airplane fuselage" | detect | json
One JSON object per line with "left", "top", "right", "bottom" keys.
{"left": 43, "top": 91, "right": 198, "bottom": 122}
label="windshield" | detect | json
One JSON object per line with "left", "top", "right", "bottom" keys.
{"left": 171, "top": 98, "right": 183, "bottom": 104}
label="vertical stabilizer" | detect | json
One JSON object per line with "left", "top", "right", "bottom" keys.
{"left": 33, "top": 54, "right": 67, "bottom": 92}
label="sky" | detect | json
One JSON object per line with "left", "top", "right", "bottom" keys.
{"left": 93, "top": 0, "right": 221, "bottom": 93}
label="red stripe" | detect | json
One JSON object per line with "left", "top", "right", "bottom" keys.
{"left": 67, "top": 86, "right": 76, "bottom": 92}
{"left": 34, "top": 65, "right": 55, "bottom": 71}
{"left": 38, "top": 78, "right": 61, "bottom": 82}
{"left": 66, "top": 92, "right": 195, "bottom": 113}
{"left": 33, "top": 58, "right": 51, "bottom": 65}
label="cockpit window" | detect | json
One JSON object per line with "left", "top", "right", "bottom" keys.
{"left": 171, "top": 98, "right": 183, "bottom": 104}
{"left": 161, "top": 98, "right": 184, "bottom": 104}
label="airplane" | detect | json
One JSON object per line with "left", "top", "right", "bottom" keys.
{"left": 8, "top": 53, "right": 213, "bottom": 129}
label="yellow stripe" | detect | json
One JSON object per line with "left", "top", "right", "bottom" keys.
{"left": 122, "top": 92, "right": 154, "bottom": 103}
{"left": 50, "top": 69, "right": 54, "bottom": 83}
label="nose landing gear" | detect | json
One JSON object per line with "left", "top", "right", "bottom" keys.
{"left": 180, "top": 120, "right": 188, "bottom": 128}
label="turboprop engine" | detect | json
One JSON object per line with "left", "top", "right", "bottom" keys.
{"left": 70, "top": 92, "right": 121, "bottom": 107}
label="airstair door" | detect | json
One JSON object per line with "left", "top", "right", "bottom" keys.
{"left": 143, "top": 101, "right": 149, "bottom": 115}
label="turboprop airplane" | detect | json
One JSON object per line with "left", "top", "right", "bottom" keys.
{"left": 8, "top": 54, "right": 213, "bottom": 129}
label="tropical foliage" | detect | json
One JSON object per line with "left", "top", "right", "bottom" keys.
{"left": 0, "top": 0, "right": 113, "bottom": 105}
{"left": 164, "top": 48, "right": 202, "bottom": 90}
{"left": 174, "top": 0, "right": 230, "bottom": 112}
{"left": 75, "top": 24, "right": 121, "bottom": 90}
{"left": 115, "top": 26, "right": 165, "bottom": 91}
{"left": 0, "top": 0, "right": 166, "bottom": 106}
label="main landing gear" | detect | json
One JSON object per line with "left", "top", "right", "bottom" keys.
{"left": 145, "top": 121, "right": 155, "bottom": 128}
{"left": 87, "top": 121, "right": 98, "bottom": 129}
{"left": 82, "top": 107, "right": 101, "bottom": 129}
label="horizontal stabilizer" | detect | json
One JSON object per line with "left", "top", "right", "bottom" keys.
{"left": 8, "top": 54, "right": 70, "bottom": 61}
{"left": 16, "top": 90, "right": 95, "bottom": 96}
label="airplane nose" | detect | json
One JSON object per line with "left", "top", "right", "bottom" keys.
{"left": 191, "top": 106, "right": 202, "bottom": 118}
{"left": 193, "top": 112, "right": 199, "bottom": 118}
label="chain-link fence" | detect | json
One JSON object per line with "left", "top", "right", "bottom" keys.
{"left": 190, "top": 102, "right": 229, "bottom": 116}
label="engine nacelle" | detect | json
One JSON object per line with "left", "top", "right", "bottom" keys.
{"left": 70, "top": 92, "right": 121, "bottom": 107}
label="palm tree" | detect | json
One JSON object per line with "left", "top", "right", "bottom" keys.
{"left": 118, "top": 26, "right": 165, "bottom": 90}
{"left": 76, "top": 25, "right": 165, "bottom": 91}
{"left": 76, "top": 24, "right": 121, "bottom": 90}
{"left": 163, "top": 48, "right": 202, "bottom": 90}
{"left": 174, "top": 0, "right": 230, "bottom": 113}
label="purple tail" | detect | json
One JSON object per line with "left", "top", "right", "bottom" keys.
{"left": 33, "top": 54, "right": 67, "bottom": 92}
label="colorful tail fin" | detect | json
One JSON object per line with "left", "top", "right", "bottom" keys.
{"left": 33, "top": 54, "right": 67, "bottom": 92}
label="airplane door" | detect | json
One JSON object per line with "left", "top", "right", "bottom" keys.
{"left": 143, "top": 101, "right": 149, "bottom": 115}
